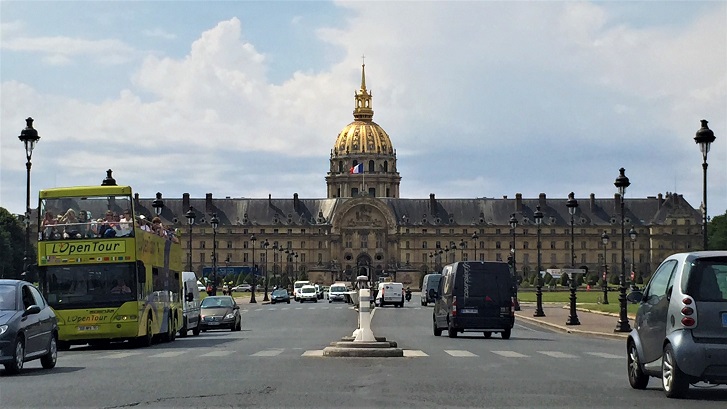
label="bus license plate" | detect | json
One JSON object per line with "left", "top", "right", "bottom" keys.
{"left": 461, "top": 308, "right": 477, "bottom": 314}
{"left": 722, "top": 313, "right": 727, "bottom": 327}
{"left": 78, "top": 326, "right": 99, "bottom": 331}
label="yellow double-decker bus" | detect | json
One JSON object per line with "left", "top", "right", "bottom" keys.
{"left": 36, "top": 178, "right": 183, "bottom": 349}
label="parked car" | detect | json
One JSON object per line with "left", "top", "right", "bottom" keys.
{"left": 199, "top": 296, "right": 241, "bottom": 331}
{"left": 270, "top": 288, "right": 291, "bottom": 304}
{"left": 0, "top": 279, "right": 59, "bottom": 374}
{"left": 231, "top": 284, "right": 252, "bottom": 292}
{"left": 298, "top": 285, "right": 318, "bottom": 303}
{"left": 626, "top": 251, "right": 727, "bottom": 398}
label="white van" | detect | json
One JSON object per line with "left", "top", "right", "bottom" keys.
{"left": 375, "top": 282, "right": 404, "bottom": 308}
{"left": 180, "top": 271, "right": 202, "bottom": 337}
{"left": 293, "top": 280, "right": 311, "bottom": 301}
{"left": 328, "top": 283, "right": 349, "bottom": 303}
{"left": 421, "top": 273, "right": 442, "bottom": 306}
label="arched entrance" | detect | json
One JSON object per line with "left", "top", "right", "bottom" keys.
{"left": 356, "top": 253, "right": 373, "bottom": 282}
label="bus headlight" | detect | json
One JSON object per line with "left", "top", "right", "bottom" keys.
{"left": 113, "top": 315, "right": 138, "bottom": 321}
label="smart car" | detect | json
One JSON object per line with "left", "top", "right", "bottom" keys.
{"left": 0, "top": 279, "right": 59, "bottom": 374}
{"left": 626, "top": 251, "right": 727, "bottom": 398}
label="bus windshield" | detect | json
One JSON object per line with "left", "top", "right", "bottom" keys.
{"left": 45, "top": 264, "right": 137, "bottom": 309}
{"left": 40, "top": 195, "right": 134, "bottom": 241}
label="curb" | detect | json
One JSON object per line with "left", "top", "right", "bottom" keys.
{"left": 515, "top": 313, "right": 629, "bottom": 340}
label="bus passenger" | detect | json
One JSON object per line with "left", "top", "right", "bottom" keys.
{"left": 60, "top": 208, "right": 81, "bottom": 239}
{"left": 42, "top": 211, "right": 58, "bottom": 239}
{"left": 118, "top": 209, "right": 134, "bottom": 237}
{"left": 110, "top": 279, "right": 131, "bottom": 294}
{"left": 98, "top": 210, "right": 120, "bottom": 238}
{"left": 78, "top": 210, "right": 96, "bottom": 237}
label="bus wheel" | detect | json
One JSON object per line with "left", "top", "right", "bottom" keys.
{"left": 168, "top": 316, "right": 176, "bottom": 342}
{"left": 136, "top": 317, "right": 153, "bottom": 348}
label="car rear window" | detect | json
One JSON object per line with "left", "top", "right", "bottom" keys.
{"left": 330, "top": 286, "right": 347, "bottom": 292}
{"left": 686, "top": 258, "right": 727, "bottom": 302}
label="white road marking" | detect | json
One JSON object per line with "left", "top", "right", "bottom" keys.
{"left": 302, "top": 350, "right": 324, "bottom": 357}
{"left": 445, "top": 350, "right": 478, "bottom": 357}
{"left": 403, "top": 350, "right": 428, "bottom": 357}
{"left": 251, "top": 349, "right": 284, "bottom": 357}
{"left": 149, "top": 351, "right": 189, "bottom": 358}
{"left": 199, "top": 350, "right": 236, "bottom": 357}
{"left": 586, "top": 352, "right": 622, "bottom": 359}
{"left": 491, "top": 350, "right": 529, "bottom": 358}
{"left": 101, "top": 352, "right": 141, "bottom": 359}
{"left": 538, "top": 351, "right": 578, "bottom": 358}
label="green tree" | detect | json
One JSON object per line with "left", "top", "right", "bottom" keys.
{"left": 707, "top": 210, "right": 727, "bottom": 250}
{"left": 0, "top": 207, "right": 31, "bottom": 279}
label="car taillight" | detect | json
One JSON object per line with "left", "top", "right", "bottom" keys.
{"left": 452, "top": 296, "right": 457, "bottom": 316}
{"left": 680, "top": 296, "right": 697, "bottom": 328}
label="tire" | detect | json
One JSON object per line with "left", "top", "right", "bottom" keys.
{"left": 329, "top": 300, "right": 332, "bottom": 303}
{"left": 192, "top": 321, "right": 201, "bottom": 336}
{"left": 235, "top": 318, "right": 242, "bottom": 332}
{"left": 628, "top": 341, "right": 649, "bottom": 389}
{"left": 483, "top": 331, "right": 492, "bottom": 339}
{"left": 4, "top": 337, "right": 25, "bottom": 374}
{"left": 162, "top": 315, "right": 174, "bottom": 342}
{"left": 179, "top": 319, "right": 188, "bottom": 338}
{"left": 422, "top": 300, "right": 427, "bottom": 306}
{"left": 447, "top": 320, "right": 458, "bottom": 338}
{"left": 314, "top": 299, "right": 318, "bottom": 303}
{"left": 433, "top": 317, "right": 442, "bottom": 336}
{"left": 136, "top": 317, "right": 153, "bottom": 348}
{"left": 271, "top": 300, "right": 276, "bottom": 304}
{"left": 501, "top": 328, "right": 511, "bottom": 340}
{"left": 662, "top": 344, "right": 689, "bottom": 398}
{"left": 40, "top": 333, "right": 58, "bottom": 369}
{"left": 286, "top": 300, "right": 290, "bottom": 304}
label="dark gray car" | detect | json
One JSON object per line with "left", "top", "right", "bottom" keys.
{"left": 626, "top": 251, "right": 727, "bottom": 398}
{"left": 0, "top": 279, "right": 59, "bottom": 375}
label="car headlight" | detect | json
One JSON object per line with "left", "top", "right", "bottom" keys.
{"left": 0, "top": 325, "right": 8, "bottom": 336}
{"left": 224, "top": 313, "right": 236, "bottom": 320}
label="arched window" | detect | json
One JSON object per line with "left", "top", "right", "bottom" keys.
{"left": 338, "top": 161, "right": 343, "bottom": 173}
{"left": 368, "top": 160, "right": 375, "bottom": 172}
{"left": 383, "top": 161, "right": 388, "bottom": 172}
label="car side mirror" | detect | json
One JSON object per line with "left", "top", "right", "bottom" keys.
{"left": 428, "top": 288, "right": 437, "bottom": 300}
{"left": 186, "top": 292, "right": 194, "bottom": 302}
{"left": 626, "top": 290, "right": 643, "bottom": 304}
{"left": 24, "top": 305, "right": 41, "bottom": 316}
{"left": 233, "top": 305, "right": 240, "bottom": 310}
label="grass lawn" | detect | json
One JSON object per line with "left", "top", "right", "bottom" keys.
{"left": 517, "top": 288, "right": 639, "bottom": 316}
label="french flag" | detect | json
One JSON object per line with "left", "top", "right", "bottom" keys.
{"left": 350, "top": 163, "right": 364, "bottom": 174}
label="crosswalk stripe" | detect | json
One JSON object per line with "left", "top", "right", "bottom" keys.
{"left": 199, "top": 350, "right": 235, "bottom": 357}
{"left": 101, "top": 352, "right": 141, "bottom": 359}
{"left": 251, "top": 349, "right": 284, "bottom": 357}
{"left": 492, "top": 350, "right": 529, "bottom": 358}
{"left": 150, "top": 351, "right": 188, "bottom": 358}
{"left": 403, "top": 350, "right": 428, "bottom": 357}
{"left": 302, "top": 350, "right": 324, "bottom": 357}
{"left": 445, "top": 350, "right": 478, "bottom": 357}
{"left": 538, "top": 351, "right": 578, "bottom": 358}
{"left": 586, "top": 352, "right": 621, "bottom": 359}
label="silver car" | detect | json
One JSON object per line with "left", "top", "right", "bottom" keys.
{"left": 626, "top": 251, "right": 727, "bottom": 398}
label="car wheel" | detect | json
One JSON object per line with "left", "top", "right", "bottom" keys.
{"left": 314, "top": 299, "right": 318, "bottom": 303}
{"left": 662, "top": 343, "right": 689, "bottom": 398}
{"left": 192, "top": 322, "right": 201, "bottom": 337}
{"left": 433, "top": 317, "right": 442, "bottom": 337}
{"left": 627, "top": 340, "right": 649, "bottom": 389}
{"left": 501, "top": 328, "right": 511, "bottom": 340}
{"left": 5, "top": 337, "right": 25, "bottom": 374}
{"left": 483, "top": 331, "right": 492, "bottom": 339}
{"left": 179, "top": 319, "right": 188, "bottom": 338}
{"left": 41, "top": 333, "right": 58, "bottom": 369}
{"left": 421, "top": 300, "right": 427, "bottom": 306}
{"left": 287, "top": 300, "right": 290, "bottom": 304}
{"left": 329, "top": 300, "right": 332, "bottom": 303}
{"left": 271, "top": 300, "right": 275, "bottom": 304}
{"left": 447, "top": 320, "right": 458, "bottom": 338}
{"left": 235, "top": 318, "right": 242, "bottom": 331}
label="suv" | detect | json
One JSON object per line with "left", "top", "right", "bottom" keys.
{"left": 626, "top": 251, "right": 727, "bottom": 398}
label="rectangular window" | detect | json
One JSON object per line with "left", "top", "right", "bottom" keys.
{"left": 581, "top": 241, "right": 587, "bottom": 250}
{"left": 200, "top": 241, "right": 206, "bottom": 249}
{"left": 423, "top": 242, "right": 428, "bottom": 249}
{"left": 200, "top": 253, "right": 205, "bottom": 264}
{"left": 523, "top": 241, "right": 529, "bottom": 249}
{"left": 227, "top": 241, "right": 232, "bottom": 249}
{"left": 495, "top": 241, "right": 501, "bottom": 249}
{"left": 406, "top": 241, "right": 410, "bottom": 249}
{"left": 550, "top": 241, "right": 556, "bottom": 249}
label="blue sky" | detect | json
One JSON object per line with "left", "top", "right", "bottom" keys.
{"left": 2, "top": 1, "right": 726, "bottom": 222}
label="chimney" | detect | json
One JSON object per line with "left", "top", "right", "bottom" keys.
{"left": 539, "top": 193, "right": 546, "bottom": 209}
{"left": 294, "top": 193, "right": 300, "bottom": 211}
{"left": 134, "top": 193, "right": 140, "bottom": 207}
{"left": 614, "top": 193, "right": 621, "bottom": 215}
{"left": 590, "top": 193, "right": 595, "bottom": 212}
{"left": 516, "top": 193, "right": 523, "bottom": 212}
{"left": 658, "top": 193, "right": 663, "bottom": 210}
{"left": 183, "top": 193, "right": 190, "bottom": 211}
{"left": 206, "top": 193, "right": 213, "bottom": 214}
{"left": 429, "top": 193, "right": 437, "bottom": 215}
{"left": 268, "top": 194, "right": 272, "bottom": 204}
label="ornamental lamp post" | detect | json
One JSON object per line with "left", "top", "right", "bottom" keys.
{"left": 614, "top": 168, "right": 632, "bottom": 333}
{"left": 601, "top": 231, "right": 609, "bottom": 305}
{"left": 250, "top": 234, "right": 257, "bottom": 303}
{"left": 18, "top": 117, "right": 40, "bottom": 280}
{"left": 294, "top": 252, "right": 299, "bottom": 279}
{"left": 459, "top": 239, "right": 466, "bottom": 261}
{"left": 450, "top": 241, "right": 457, "bottom": 263}
{"left": 277, "top": 246, "right": 284, "bottom": 288}
{"left": 509, "top": 213, "right": 520, "bottom": 311}
{"left": 533, "top": 206, "right": 545, "bottom": 317}
{"left": 210, "top": 213, "right": 219, "bottom": 296}
{"left": 566, "top": 192, "right": 580, "bottom": 326}
{"left": 429, "top": 252, "right": 435, "bottom": 272}
{"left": 629, "top": 227, "right": 638, "bottom": 290}
{"left": 185, "top": 206, "right": 196, "bottom": 272}
{"left": 263, "top": 239, "right": 270, "bottom": 301}
{"left": 694, "top": 119, "right": 716, "bottom": 250}
{"left": 472, "top": 232, "right": 479, "bottom": 261}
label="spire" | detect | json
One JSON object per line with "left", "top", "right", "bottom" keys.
{"left": 353, "top": 57, "right": 374, "bottom": 122}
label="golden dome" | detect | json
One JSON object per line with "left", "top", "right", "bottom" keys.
{"left": 332, "top": 62, "right": 395, "bottom": 157}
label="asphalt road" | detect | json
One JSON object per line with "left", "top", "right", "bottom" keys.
{"left": 1, "top": 294, "right": 726, "bottom": 408}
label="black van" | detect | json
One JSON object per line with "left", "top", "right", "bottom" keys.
{"left": 431, "top": 261, "right": 515, "bottom": 339}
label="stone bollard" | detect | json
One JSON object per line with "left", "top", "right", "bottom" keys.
{"left": 354, "top": 288, "right": 376, "bottom": 342}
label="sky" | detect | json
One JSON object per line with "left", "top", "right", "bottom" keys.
{"left": 2, "top": 1, "right": 726, "bottom": 221}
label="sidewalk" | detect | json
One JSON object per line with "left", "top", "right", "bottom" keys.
{"left": 515, "top": 302, "right": 635, "bottom": 340}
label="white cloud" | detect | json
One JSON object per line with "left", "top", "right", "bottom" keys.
{"left": 141, "top": 28, "right": 177, "bottom": 40}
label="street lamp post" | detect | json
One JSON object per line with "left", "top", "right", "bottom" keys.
{"left": 472, "top": 232, "right": 479, "bottom": 261}
{"left": 277, "top": 246, "right": 283, "bottom": 288}
{"left": 509, "top": 213, "right": 520, "bottom": 311}
{"left": 533, "top": 206, "right": 545, "bottom": 317}
{"left": 601, "top": 231, "right": 609, "bottom": 305}
{"left": 210, "top": 213, "right": 219, "bottom": 296}
{"left": 614, "top": 168, "right": 632, "bottom": 333}
{"left": 450, "top": 242, "right": 456, "bottom": 263}
{"left": 459, "top": 239, "right": 465, "bottom": 261}
{"left": 694, "top": 119, "right": 716, "bottom": 250}
{"left": 18, "top": 118, "right": 40, "bottom": 280}
{"left": 294, "top": 252, "right": 299, "bottom": 279}
{"left": 566, "top": 192, "right": 581, "bottom": 326}
{"left": 250, "top": 234, "right": 257, "bottom": 303}
{"left": 629, "top": 227, "right": 638, "bottom": 290}
{"left": 263, "top": 239, "right": 270, "bottom": 301}
{"left": 185, "top": 207, "right": 195, "bottom": 272}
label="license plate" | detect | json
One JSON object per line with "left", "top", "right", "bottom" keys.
{"left": 722, "top": 313, "right": 727, "bottom": 327}
{"left": 208, "top": 321, "right": 219, "bottom": 325}
{"left": 78, "top": 326, "right": 99, "bottom": 331}
{"left": 461, "top": 308, "right": 478, "bottom": 314}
